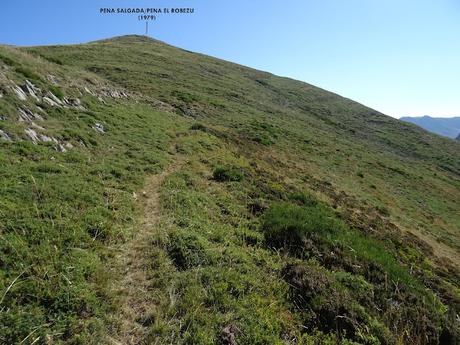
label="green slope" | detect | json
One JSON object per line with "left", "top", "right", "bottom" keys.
{"left": 0, "top": 35, "right": 459, "bottom": 344}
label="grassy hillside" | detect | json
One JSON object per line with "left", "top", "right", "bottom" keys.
{"left": 0, "top": 35, "right": 459, "bottom": 344}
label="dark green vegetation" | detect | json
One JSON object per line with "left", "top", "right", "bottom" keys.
{"left": 0, "top": 35, "right": 459, "bottom": 344}
{"left": 212, "top": 166, "right": 244, "bottom": 182}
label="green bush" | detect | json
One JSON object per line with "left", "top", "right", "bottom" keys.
{"left": 251, "top": 134, "right": 274, "bottom": 146}
{"left": 15, "top": 66, "right": 41, "bottom": 81}
{"left": 34, "top": 162, "right": 64, "bottom": 174}
{"left": 263, "top": 199, "right": 452, "bottom": 344}
{"left": 0, "top": 53, "right": 18, "bottom": 67}
{"left": 172, "top": 90, "right": 199, "bottom": 103}
{"left": 283, "top": 263, "right": 392, "bottom": 345}
{"left": 288, "top": 192, "right": 318, "bottom": 207}
{"left": 167, "top": 231, "right": 210, "bottom": 270}
{"left": 190, "top": 122, "right": 207, "bottom": 131}
{"left": 262, "top": 202, "right": 346, "bottom": 249}
{"left": 212, "top": 166, "right": 244, "bottom": 182}
{"left": 49, "top": 85, "right": 65, "bottom": 100}
{"left": 243, "top": 120, "right": 279, "bottom": 146}
{"left": 42, "top": 55, "right": 64, "bottom": 65}
{"left": 334, "top": 271, "right": 373, "bottom": 299}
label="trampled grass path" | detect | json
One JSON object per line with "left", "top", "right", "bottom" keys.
{"left": 108, "top": 154, "right": 185, "bottom": 345}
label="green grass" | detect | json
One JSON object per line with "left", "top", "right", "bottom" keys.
{"left": 262, "top": 199, "right": 424, "bottom": 289}
{"left": 0, "top": 51, "right": 180, "bottom": 341}
{"left": 28, "top": 35, "right": 459, "bottom": 254}
{"left": 262, "top": 202, "right": 346, "bottom": 248}
{"left": 147, "top": 155, "right": 296, "bottom": 344}
{"left": 48, "top": 85, "right": 65, "bottom": 100}
{"left": 212, "top": 166, "right": 244, "bottom": 182}
{"left": 14, "top": 66, "right": 42, "bottom": 81}
{"left": 0, "top": 35, "right": 458, "bottom": 344}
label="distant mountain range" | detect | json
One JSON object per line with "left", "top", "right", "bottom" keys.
{"left": 400, "top": 116, "right": 460, "bottom": 139}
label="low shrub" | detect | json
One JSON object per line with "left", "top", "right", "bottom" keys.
{"left": 43, "top": 55, "right": 64, "bottom": 65}
{"left": 34, "top": 162, "right": 64, "bottom": 174}
{"left": 49, "top": 85, "right": 65, "bottom": 100}
{"left": 288, "top": 192, "right": 318, "bottom": 207}
{"left": 263, "top": 198, "right": 452, "bottom": 344}
{"left": 15, "top": 66, "right": 41, "bottom": 81}
{"left": 247, "top": 199, "right": 268, "bottom": 216}
{"left": 262, "top": 202, "right": 346, "bottom": 249}
{"left": 283, "top": 263, "right": 392, "bottom": 344}
{"left": 251, "top": 134, "right": 274, "bottom": 146}
{"left": 167, "top": 231, "right": 210, "bottom": 270}
{"left": 376, "top": 205, "right": 390, "bottom": 216}
{"left": 190, "top": 122, "right": 207, "bottom": 131}
{"left": 212, "top": 166, "right": 244, "bottom": 182}
{"left": 243, "top": 120, "right": 279, "bottom": 146}
{"left": 172, "top": 90, "right": 199, "bottom": 103}
{"left": 0, "top": 53, "right": 17, "bottom": 67}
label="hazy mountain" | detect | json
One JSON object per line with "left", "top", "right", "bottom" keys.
{"left": 400, "top": 115, "right": 460, "bottom": 139}
{"left": 0, "top": 35, "right": 458, "bottom": 344}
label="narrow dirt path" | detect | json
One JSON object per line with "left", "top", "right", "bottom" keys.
{"left": 108, "top": 154, "right": 184, "bottom": 345}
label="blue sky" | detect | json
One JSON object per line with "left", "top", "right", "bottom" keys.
{"left": 1, "top": 0, "right": 459, "bottom": 118}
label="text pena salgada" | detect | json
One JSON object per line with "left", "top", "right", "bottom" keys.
{"left": 100, "top": 8, "right": 195, "bottom": 14}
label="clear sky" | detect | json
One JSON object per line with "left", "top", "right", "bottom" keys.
{"left": 1, "top": 0, "right": 459, "bottom": 118}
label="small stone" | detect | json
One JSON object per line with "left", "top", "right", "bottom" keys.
{"left": 46, "top": 75, "right": 59, "bottom": 85}
{"left": 56, "top": 143, "right": 67, "bottom": 152}
{"left": 64, "top": 97, "right": 85, "bottom": 110}
{"left": 109, "top": 90, "right": 121, "bottom": 98}
{"left": 221, "top": 325, "right": 238, "bottom": 345}
{"left": 84, "top": 87, "right": 96, "bottom": 96}
{"left": 93, "top": 122, "right": 105, "bottom": 133}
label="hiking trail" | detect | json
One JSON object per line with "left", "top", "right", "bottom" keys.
{"left": 108, "top": 154, "right": 185, "bottom": 345}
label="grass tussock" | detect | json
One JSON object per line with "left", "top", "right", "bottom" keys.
{"left": 212, "top": 166, "right": 244, "bottom": 182}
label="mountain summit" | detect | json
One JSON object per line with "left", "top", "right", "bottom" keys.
{"left": 0, "top": 35, "right": 458, "bottom": 344}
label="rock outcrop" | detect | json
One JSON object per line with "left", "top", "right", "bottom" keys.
{"left": 93, "top": 122, "right": 105, "bottom": 133}
{"left": 0, "top": 129, "right": 12, "bottom": 141}
{"left": 18, "top": 107, "right": 43, "bottom": 122}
